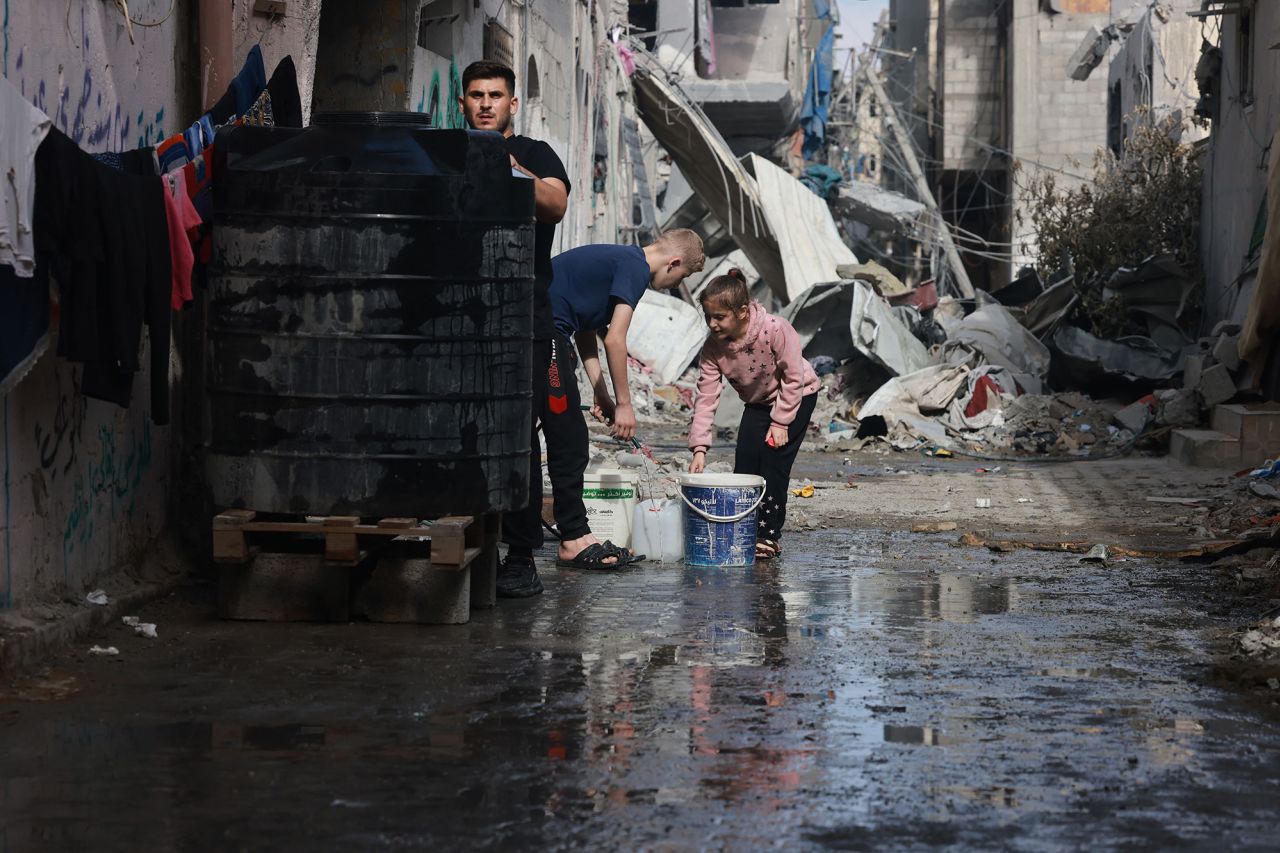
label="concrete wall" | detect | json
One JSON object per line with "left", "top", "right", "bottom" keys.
{"left": 232, "top": 0, "right": 324, "bottom": 123}
{"left": 1201, "top": 3, "right": 1280, "bottom": 334}
{"left": 939, "top": 0, "right": 1003, "bottom": 171}
{"left": 701, "top": 4, "right": 793, "bottom": 81}
{"left": 311, "top": 0, "right": 418, "bottom": 115}
{"left": 1, "top": 0, "right": 184, "bottom": 609}
{"left": 1008, "top": 0, "right": 1117, "bottom": 268}
{"left": 886, "top": 0, "right": 933, "bottom": 162}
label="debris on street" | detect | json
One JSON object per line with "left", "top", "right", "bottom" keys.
{"left": 122, "top": 616, "right": 158, "bottom": 639}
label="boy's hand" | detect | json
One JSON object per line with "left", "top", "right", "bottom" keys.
{"left": 767, "top": 425, "right": 789, "bottom": 448}
{"left": 689, "top": 450, "right": 706, "bottom": 473}
{"left": 611, "top": 403, "right": 637, "bottom": 440}
{"left": 592, "top": 393, "right": 615, "bottom": 424}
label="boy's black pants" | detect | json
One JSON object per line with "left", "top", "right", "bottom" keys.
{"left": 734, "top": 393, "right": 818, "bottom": 543}
{"left": 504, "top": 336, "right": 591, "bottom": 557}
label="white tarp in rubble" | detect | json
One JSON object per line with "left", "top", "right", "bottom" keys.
{"left": 834, "top": 181, "right": 928, "bottom": 236}
{"left": 627, "top": 290, "right": 709, "bottom": 385}
{"left": 784, "top": 280, "right": 931, "bottom": 377}
{"left": 860, "top": 364, "right": 970, "bottom": 421}
{"left": 631, "top": 54, "right": 788, "bottom": 297}
{"left": 745, "top": 154, "right": 858, "bottom": 303}
{"left": 950, "top": 302, "right": 1052, "bottom": 382}
{"left": 857, "top": 365, "right": 963, "bottom": 450}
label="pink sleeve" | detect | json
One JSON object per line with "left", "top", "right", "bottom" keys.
{"left": 688, "top": 346, "right": 723, "bottom": 451}
{"left": 768, "top": 317, "right": 809, "bottom": 429}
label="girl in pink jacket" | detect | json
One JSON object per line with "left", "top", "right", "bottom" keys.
{"left": 688, "top": 269, "right": 820, "bottom": 559}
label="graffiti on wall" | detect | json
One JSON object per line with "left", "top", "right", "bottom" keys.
{"left": 417, "top": 59, "right": 465, "bottom": 130}
{"left": 60, "top": 419, "right": 153, "bottom": 579}
{"left": 33, "top": 369, "right": 88, "bottom": 483}
{"left": 25, "top": 366, "right": 156, "bottom": 591}
{"left": 8, "top": 5, "right": 167, "bottom": 150}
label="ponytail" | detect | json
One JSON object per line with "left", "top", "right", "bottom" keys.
{"left": 699, "top": 268, "right": 750, "bottom": 311}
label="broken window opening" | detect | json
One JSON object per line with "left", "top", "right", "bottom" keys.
{"left": 418, "top": 0, "right": 458, "bottom": 58}
{"left": 1237, "top": 2, "right": 1254, "bottom": 107}
{"left": 527, "top": 55, "right": 541, "bottom": 100}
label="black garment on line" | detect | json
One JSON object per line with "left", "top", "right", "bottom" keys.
{"left": 209, "top": 55, "right": 301, "bottom": 128}
{"left": 33, "top": 128, "right": 172, "bottom": 425}
{"left": 734, "top": 393, "right": 818, "bottom": 543}
{"left": 504, "top": 336, "right": 592, "bottom": 556}
{"left": 504, "top": 135, "right": 571, "bottom": 340}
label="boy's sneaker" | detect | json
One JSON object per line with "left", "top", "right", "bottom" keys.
{"left": 496, "top": 555, "right": 544, "bottom": 598}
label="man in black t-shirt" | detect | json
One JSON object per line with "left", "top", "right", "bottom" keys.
{"left": 460, "top": 60, "right": 573, "bottom": 598}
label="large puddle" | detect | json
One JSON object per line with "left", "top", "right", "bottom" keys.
{"left": 1, "top": 529, "right": 1277, "bottom": 849}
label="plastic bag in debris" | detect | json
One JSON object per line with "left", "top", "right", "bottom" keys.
{"left": 85, "top": 589, "right": 109, "bottom": 606}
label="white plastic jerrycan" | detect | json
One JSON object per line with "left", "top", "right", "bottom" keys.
{"left": 632, "top": 498, "right": 685, "bottom": 562}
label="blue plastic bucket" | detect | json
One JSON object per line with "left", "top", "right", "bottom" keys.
{"left": 679, "top": 473, "right": 767, "bottom": 567}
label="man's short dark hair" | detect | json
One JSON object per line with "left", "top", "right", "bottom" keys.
{"left": 462, "top": 61, "right": 516, "bottom": 96}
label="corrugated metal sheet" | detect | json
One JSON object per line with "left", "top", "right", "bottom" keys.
{"left": 631, "top": 53, "right": 788, "bottom": 299}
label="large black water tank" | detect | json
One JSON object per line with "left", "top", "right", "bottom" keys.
{"left": 206, "top": 113, "right": 534, "bottom": 517}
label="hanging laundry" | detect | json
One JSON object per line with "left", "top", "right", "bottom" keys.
{"left": 34, "top": 128, "right": 172, "bottom": 424}
{"left": 183, "top": 114, "right": 216, "bottom": 160}
{"left": 1, "top": 74, "right": 53, "bottom": 277}
{"left": 91, "top": 146, "right": 160, "bottom": 176}
{"left": 208, "top": 44, "right": 267, "bottom": 125}
{"left": 238, "top": 89, "right": 274, "bottom": 127}
{"left": 0, "top": 264, "right": 52, "bottom": 395}
{"left": 181, "top": 144, "right": 217, "bottom": 264}
{"left": 156, "top": 132, "right": 191, "bottom": 174}
{"left": 265, "top": 56, "right": 303, "bottom": 128}
{"left": 161, "top": 170, "right": 201, "bottom": 310}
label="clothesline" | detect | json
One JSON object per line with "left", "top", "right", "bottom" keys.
{"left": 0, "top": 45, "right": 303, "bottom": 408}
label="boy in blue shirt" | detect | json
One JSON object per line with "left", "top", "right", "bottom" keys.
{"left": 500, "top": 229, "right": 704, "bottom": 584}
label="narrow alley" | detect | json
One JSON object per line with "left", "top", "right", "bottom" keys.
{"left": 4, "top": 1, "right": 1280, "bottom": 849}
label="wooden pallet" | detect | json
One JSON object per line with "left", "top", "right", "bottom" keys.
{"left": 212, "top": 510, "right": 483, "bottom": 568}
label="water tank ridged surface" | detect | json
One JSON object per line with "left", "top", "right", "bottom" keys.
{"left": 207, "top": 115, "right": 534, "bottom": 517}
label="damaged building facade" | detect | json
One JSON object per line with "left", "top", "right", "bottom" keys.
{"left": 876, "top": 0, "right": 1126, "bottom": 289}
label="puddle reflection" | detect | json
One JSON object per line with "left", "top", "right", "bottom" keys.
{"left": 849, "top": 572, "right": 1021, "bottom": 625}
{"left": 883, "top": 725, "right": 951, "bottom": 746}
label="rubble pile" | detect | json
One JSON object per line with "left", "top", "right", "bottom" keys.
{"left": 959, "top": 392, "right": 1134, "bottom": 458}
{"left": 1204, "top": 470, "right": 1280, "bottom": 540}
{"left": 1236, "top": 613, "right": 1280, "bottom": 662}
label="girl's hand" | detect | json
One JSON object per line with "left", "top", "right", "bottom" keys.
{"left": 689, "top": 451, "right": 706, "bottom": 473}
{"left": 767, "top": 425, "right": 789, "bottom": 448}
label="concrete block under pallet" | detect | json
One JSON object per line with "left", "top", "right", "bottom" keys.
{"left": 1169, "top": 428, "right": 1241, "bottom": 469}
{"left": 356, "top": 558, "right": 470, "bottom": 624}
{"left": 218, "top": 553, "right": 352, "bottom": 622}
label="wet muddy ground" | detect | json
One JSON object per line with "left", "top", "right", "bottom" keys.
{"left": 3, "top": 522, "right": 1279, "bottom": 850}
